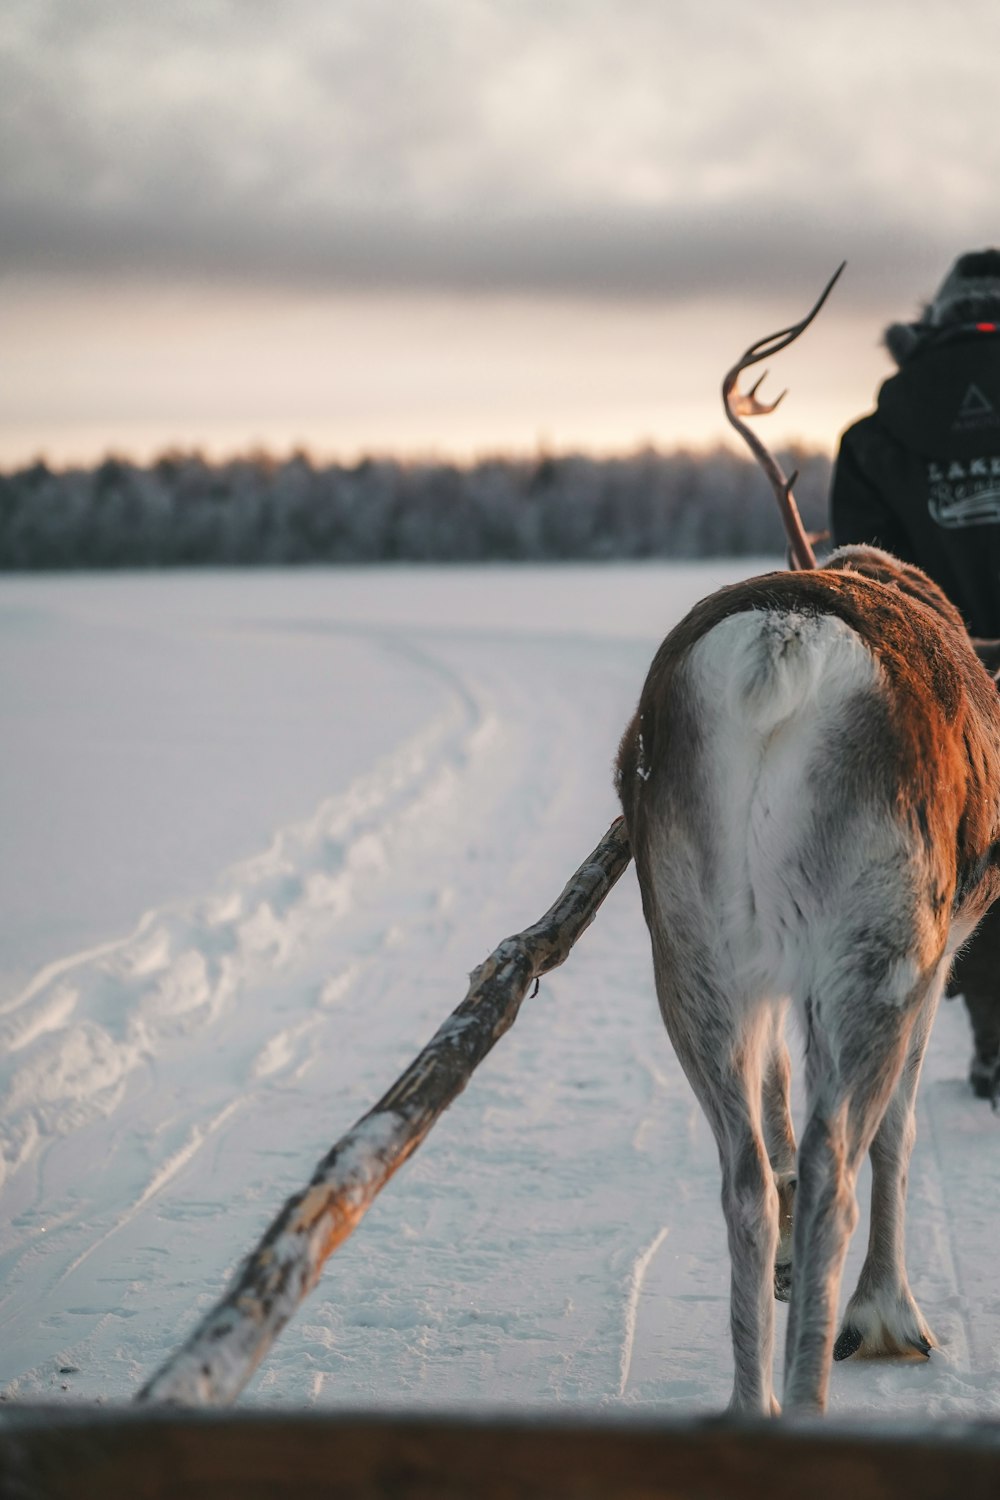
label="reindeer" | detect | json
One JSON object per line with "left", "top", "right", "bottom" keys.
{"left": 616, "top": 271, "right": 1000, "bottom": 1415}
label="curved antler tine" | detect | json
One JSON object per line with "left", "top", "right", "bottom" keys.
{"left": 774, "top": 258, "right": 846, "bottom": 347}
{"left": 729, "top": 372, "right": 787, "bottom": 420}
{"left": 747, "top": 373, "right": 768, "bottom": 400}
{"left": 722, "top": 262, "right": 846, "bottom": 573}
{"left": 722, "top": 261, "right": 847, "bottom": 394}
{"left": 748, "top": 373, "right": 786, "bottom": 413}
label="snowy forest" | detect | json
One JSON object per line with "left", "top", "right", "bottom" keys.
{"left": 0, "top": 445, "right": 831, "bottom": 568}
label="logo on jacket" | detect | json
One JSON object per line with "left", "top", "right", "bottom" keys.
{"left": 928, "top": 456, "right": 1000, "bottom": 527}
{"left": 951, "top": 383, "right": 1000, "bottom": 432}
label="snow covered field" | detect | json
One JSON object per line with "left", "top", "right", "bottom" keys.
{"left": 1, "top": 562, "right": 999, "bottom": 1420}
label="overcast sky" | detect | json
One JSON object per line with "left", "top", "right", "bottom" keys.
{"left": 2, "top": 0, "right": 999, "bottom": 466}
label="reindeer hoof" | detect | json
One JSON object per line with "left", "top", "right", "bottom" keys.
{"left": 969, "top": 1053, "right": 999, "bottom": 1100}
{"left": 833, "top": 1324, "right": 863, "bottom": 1361}
{"left": 774, "top": 1261, "right": 792, "bottom": 1302}
{"left": 834, "top": 1322, "right": 933, "bottom": 1361}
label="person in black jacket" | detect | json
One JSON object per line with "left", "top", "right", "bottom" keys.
{"left": 831, "top": 248, "right": 1000, "bottom": 1098}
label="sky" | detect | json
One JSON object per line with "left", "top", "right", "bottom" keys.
{"left": 2, "top": 0, "right": 1000, "bottom": 469}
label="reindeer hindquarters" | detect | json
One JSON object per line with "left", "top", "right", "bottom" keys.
{"left": 630, "top": 608, "right": 951, "bottom": 1415}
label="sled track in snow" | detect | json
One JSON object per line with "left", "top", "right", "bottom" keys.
{"left": 0, "top": 616, "right": 640, "bottom": 1402}
{"left": 0, "top": 628, "right": 489, "bottom": 1195}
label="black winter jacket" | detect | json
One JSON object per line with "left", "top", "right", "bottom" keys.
{"left": 831, "top": 328, "right": 1000, "bottom": 637}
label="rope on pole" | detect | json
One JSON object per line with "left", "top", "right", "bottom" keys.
{"left": 136, "top": 817, "right": 632, "bottom": 1406}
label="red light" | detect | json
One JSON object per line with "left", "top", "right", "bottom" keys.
{"left": 977, "top": 322, "right": 997, "bottom": 332}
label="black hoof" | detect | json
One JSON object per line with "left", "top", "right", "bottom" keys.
{"left": 969, "top": 1053, "right": 1000, "bottom": 1100}
{"left": 833, "top": 1324, "right": 863, "bottom": 1362}
{"left": 913, "top": 1335, "right": 932, "bottom": 1358}
{"left": 773, "top": 1262, "right": 792, "bottom": 1303}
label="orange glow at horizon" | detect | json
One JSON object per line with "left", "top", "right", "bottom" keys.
{"left": 0, "top": 279, "right": 896, "bottom": 472}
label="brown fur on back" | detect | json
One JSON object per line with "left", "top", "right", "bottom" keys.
{"left": 617, "top": 549, "right": 1000, "bottom": 925}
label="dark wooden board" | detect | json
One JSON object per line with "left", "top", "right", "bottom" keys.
{"left": 4, "top": 1406, "right": 1000, "bottom": 1500}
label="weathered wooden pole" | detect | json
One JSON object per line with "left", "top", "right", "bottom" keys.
{"left": 137, "top": 817, "right": 632, "bottom": 1406}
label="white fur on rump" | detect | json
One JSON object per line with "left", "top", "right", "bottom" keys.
{"left": 673, "top": 609, "right": 923, "bottom": 1011}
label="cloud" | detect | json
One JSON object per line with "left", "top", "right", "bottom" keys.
{"left": 2, "top": 0, "right": 999, "bottom": 307}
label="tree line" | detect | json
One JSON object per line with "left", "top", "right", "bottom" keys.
{"left": 0, "top": 445, "right": 831, "bottom": 569}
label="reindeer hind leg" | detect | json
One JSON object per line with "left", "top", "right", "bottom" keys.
{"left": 650, "top": 940, "right": 781, "bottom": 1416}
{"left": 783, "top": 959, "right": 941, "bottom": 1413}
{"left": 762, "top": 1019, "right": 797, "bottom": 1304}
{"left": 835, "top": 972, "right": 943, "bottom": 1362}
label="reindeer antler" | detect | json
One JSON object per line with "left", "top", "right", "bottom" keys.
{"left": 722, "top": 262, "right": 845, "bottom": 571}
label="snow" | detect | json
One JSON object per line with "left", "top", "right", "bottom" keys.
{"left": 1, "top": 561, "right": 999, "bottom": 1419}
